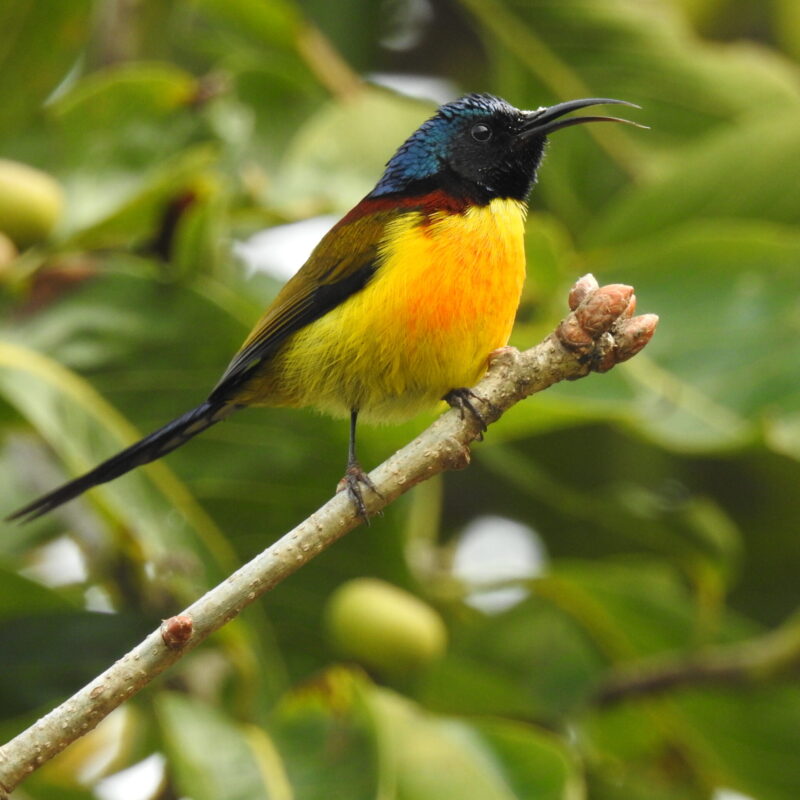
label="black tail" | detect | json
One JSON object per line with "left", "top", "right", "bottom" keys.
{"left": 6, "top": 400, "right": 233, "bottom": 523}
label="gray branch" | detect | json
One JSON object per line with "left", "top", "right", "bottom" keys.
{"left": 0, "top": 276, "right": 657, "bottom": 797}
{"left": 593, "top": 611, "right": 800, "bottom": 706}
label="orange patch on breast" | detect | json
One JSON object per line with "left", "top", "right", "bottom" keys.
{"left": 245, "top": 197, "right": 529, "bottom": 422}
{"left": 381, "top": 199, "right": 527, "bottom": 354}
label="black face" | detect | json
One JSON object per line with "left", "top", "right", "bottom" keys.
{"left": 372, "top": 94, "right": 640, "bottom": 204}
{"left": 443, "top": 109, "right": 547, "bottom": 203}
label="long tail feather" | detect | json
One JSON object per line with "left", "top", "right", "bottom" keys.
{"left": 6, "top": 400, "right": 232, "bottom": 523}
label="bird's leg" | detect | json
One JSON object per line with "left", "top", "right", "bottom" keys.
{"left": 443, "top": 388, "right": 498, "bottom": 440}
{"left": 338, "top": 409, "right": 381, "bottom": 522}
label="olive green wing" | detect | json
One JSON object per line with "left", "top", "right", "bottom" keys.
{"left": 209, "top": 205, "right": 406, "bottom": 402}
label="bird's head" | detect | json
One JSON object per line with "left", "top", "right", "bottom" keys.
{"left": 372, "top": 93, "right": 642, "bottom": 202}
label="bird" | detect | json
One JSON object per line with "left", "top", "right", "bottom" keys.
{"left": 7, "top": 93, "right": 641, "bottom": 523}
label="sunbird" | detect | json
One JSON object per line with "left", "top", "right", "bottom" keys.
{"left": 8, "top": 94, "right": 641, "bottom": 523}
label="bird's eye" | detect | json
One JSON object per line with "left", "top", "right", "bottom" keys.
{"left": 470, "top": 123, "right": 492, "bottom": 142}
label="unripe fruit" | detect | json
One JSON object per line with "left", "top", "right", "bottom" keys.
{"left": 325, "top": 578, "right": 447, "bottom": 679}
{"left": 0, "top": 159, "right": 64, "bottom": 248}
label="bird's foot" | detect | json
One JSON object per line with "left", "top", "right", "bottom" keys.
{"left": 337, "top": 462, "right": 382, "bottom": 524}
{"left": 443, "top": 387, "right": 497, "bottom": 440}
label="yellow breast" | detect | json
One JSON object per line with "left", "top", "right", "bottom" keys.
{"left": 256, "top": 197, "right": 527, "bottom": 422}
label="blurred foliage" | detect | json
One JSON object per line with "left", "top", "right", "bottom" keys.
{"left": 1, "top": 0, "right": 800, "bottom": 798}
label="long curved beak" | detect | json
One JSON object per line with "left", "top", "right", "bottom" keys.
{"left": 519, "top": 98, "right": 646, "bottom": 138}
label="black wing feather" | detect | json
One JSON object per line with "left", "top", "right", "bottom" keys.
{"left": 210, "top": 258, "right": 378, "bottom": 402}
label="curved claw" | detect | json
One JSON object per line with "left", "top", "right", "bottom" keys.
{"left": 338, "top": 462, "right": 382, "bottom": 524}
{"left": 444, "top": 388, "right": 497, "bottom": 439}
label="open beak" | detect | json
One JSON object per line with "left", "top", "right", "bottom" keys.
{"left": 519, "top": 98, "right": 646, "bottom": 138}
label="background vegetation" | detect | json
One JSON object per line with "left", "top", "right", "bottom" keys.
{"left": 2, "top": 0, "right": 800, "bottom": 798}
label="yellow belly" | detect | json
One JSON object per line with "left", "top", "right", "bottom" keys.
{"left": 251, "top": 198, "right": 527, "bottom": 422}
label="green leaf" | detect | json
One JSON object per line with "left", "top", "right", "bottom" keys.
{"left": 461, "top": 0, "right": 800, "bottom": 232}
{"left": 0, "top": 338, "right": 237, "bottom": 592}
{"left": 774, "top": 0, "right": 800, "bottom": 60}
{"left": 677, "top": 685, "right": 800, "bottom": 800}
{"left": 0, "top": 565, "right": 76, "bottom": 619}
{"left": 49, "top": 63, "right": 197, "bottom": 137}
{"left": 61, "top": 145, "right": 221, "bottom": 248}
{"left": 587, "top": 111, "right": 800, "bottom": 246}
{"left": 157, "top": 692, "right": 279, "bottom": 800}
{"left": 367, "top": 682, "right": 582, "bottom": 800}
{"left": 420, "top": 598, "right": 604, "bottom": 721}
{"left": 583, "top": 675, "right": 800, "bottom": 800}
{"left": 269, "top": 667, "right": 582, "bottom": 799}
{"left": 194, "top": 0, "right": 301, "bottom": 51}
{"left": 469, "top": 719, "right": 584, "bottom": 800}
{"left": 469, "top": 0, "right": 800, "bottom": 142}
{"left": 0, "top": 609, "right": 149, "bottom": 715}
{"left": 587, "top": 220, "right": 800, "bottom": 452}
{"left": 273, "top": 87, "right": 436, "bottom": 216}
{"left": 269, "top": 667, "right": 380, "bottom": 800}
{"left": 0, "top": 0, "right": 92, "bottom": 139}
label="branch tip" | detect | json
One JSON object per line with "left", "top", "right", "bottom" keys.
{"left": 614, "top": 313, "right": 659, "bottom": 364}
{"left": 568, "top": 273, "right": 599, "bottom": 310}
{"left": 0, "top": 272, "right": 659, "bottom": 794}
{"left": 575, "top": 283, "right": 634, "bottom": 336}
{"left": 557, "top": 276, "right": 656, "bottom": 373}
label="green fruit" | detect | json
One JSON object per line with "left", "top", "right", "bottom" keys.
{"left": 325, "top": 578, "right": 447, "bottom": 679}
{"left": 0, "top": 159, "right": 64, "bottom": 248}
